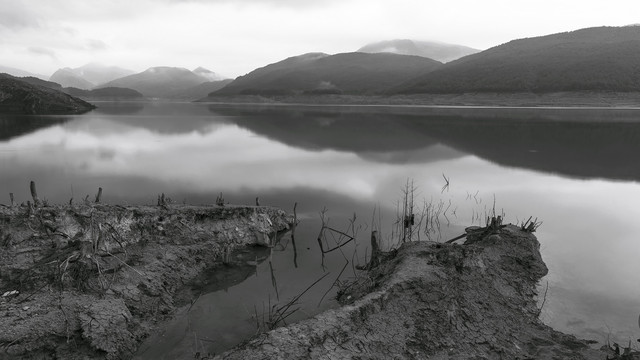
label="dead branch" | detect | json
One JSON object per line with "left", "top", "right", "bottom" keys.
{"left": 94, "top": 188, "right": 102, "bottom": 204}
{"left": 30, "top": 181, "right": 40, "bottom": 207}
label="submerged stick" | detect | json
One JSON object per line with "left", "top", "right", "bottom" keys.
{"left": 269, "top": 259, "right": 280, "bottom": 301}
{"left": 291, "top": 202, "right": 298, "bottom": 268}
{"left": 271, "top": 272, "right": 330, "bottom": 327}
{"left": 445, "top": 233, "right": 467, "bottom": 244}
{"left": 318, "top": 261, "right": 348, "bottom": 307}
{"left": 321, "top": 236, "right": 354, "bottom": 254}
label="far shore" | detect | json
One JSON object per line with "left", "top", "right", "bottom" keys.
{"left": 193, "top": 91, "right": 640, "bottom": 108}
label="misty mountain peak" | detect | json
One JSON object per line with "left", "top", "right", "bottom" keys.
{"left": 193, "top": 67, "right": 226, "bottom": 81}
{"left": 358, "top": 39, "right": 479, "bottom": 63}
{"left": 49, "top": 63, "right": 135, "bottom": 88}
{"left": 145, "top": 66, "right": 190, "bottom": 73}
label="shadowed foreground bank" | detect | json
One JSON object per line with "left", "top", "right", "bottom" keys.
{"left": 215, "top": 225, "right": 629, "bottom": 360}
{"left": 0, "top": 201, "right": 292, "bottom": 359}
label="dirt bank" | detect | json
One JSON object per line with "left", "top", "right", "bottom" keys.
{"left": 215, "top": 224, "right": 631, "bottom": 359}
{"left": 0, "top": 201, "right": 293, "bottom": 359}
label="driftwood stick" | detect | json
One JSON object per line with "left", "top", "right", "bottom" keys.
{"left": 94, "top": 187, "right": 103, "bottom": 203}
{"left": 322, "top": 237, "right": 354, "bottom": 254}
{"left": 357, "top": 230, "right": 381, "bottom": 270}
{"left": 370, "top": 230, "right": 380, "bottom": 261}
{"left": 324, "top": 226, "right": 355, "bottom": 240}
{"left": 30, "top": 181, "right": 40, "bottom": 207}
{"left": 445, "top": 233, "right": 467, "bottom": 244}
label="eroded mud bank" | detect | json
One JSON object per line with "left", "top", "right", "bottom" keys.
{"left": 217, "top": 225, "right": 627, "bottom": 360}
{"left": 0, "top": 202, "right": 293, "bottom": 359}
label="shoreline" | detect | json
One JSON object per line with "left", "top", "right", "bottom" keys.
{"left": 195, "top": 91, "right": 640, "bottom": 109}
{"left": 0, "top": 199, "right": 634, "bottom": 359}
{"left": 215, "top": 224, "right": 631, "bottom": 360}
{"left": 0, "top": 200, "right": 293, "bottom": 359}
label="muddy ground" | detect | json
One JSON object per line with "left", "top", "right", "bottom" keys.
{"left": 215, "top": 225, "right": 636, "bottom": 360}
{"left": 0, "top": 201, "right": 293, "bottom": 359}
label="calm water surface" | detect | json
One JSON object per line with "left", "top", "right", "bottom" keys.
{"left": 1, "top": 102, "right": 640, "bottom": 356}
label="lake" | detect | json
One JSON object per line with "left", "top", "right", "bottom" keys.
{"left": 1, "top": 101, "right": 639, "bottom": 356}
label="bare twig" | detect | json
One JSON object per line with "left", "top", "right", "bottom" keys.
{"left": 537, "top": 280, "right": 549, "bottom": 317}
{"left": 318, "top": 262, "right": 349, "bottom": 307}
{"left": 441, "top": 173, "right": 450, "bottom": 193}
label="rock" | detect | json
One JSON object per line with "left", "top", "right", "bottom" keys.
{"left": 2, "top": 290, "right": 19, "bottom": 297}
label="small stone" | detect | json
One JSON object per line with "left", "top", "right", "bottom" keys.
{"left": 2, "top": 290, "right": 18, "bottom": 297}
{"left": 22, "top": 306, "right": 29, "bottom": 311}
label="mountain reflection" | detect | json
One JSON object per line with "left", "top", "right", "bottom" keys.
{"left": 0, "top": 115, "right": 70, "bottom": 141}
{"left": 212, "top": 104, "right": 640, "bottom": 181}
{"left": 208, "top": 105, "right": 464, "bottom": 164}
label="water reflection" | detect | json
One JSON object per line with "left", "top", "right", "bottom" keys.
{"left": 0, "top": 114, "right": 70, "bottom": 141}
{"left": 212, "top": 104, "right": 640, "bottom": 182}
{"left": 92, "top": 101, "right": 145, "bottom": 115}
{"left": 1, "top": 102, "right": 640, "bottom": 352}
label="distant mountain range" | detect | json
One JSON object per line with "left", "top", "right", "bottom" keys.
{"left": 395, "top": 26, "right": 640, "bottom": 94}
{"left": 97, "top": 66, "right": 230, "bottom": 99}
{"left": 6, "top": 25, "right": 640, "bottom": 104}
{"left": 211, "top": 52, "right": 442, "bottom": 96}
{"left": 0, "top": 73, "right": 95, "bottom": 114}
{"left": 50, "top": 63, "right": 135, "bottom": 89}
{"left": 358, "top": 39, "right": 479, "bottom": 63}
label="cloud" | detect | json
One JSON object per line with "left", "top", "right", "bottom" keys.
{"left": 168, "top": 0, "right": 341, "bottom": 9}
{"left": 85, "top": 39, "right": 107, "bottom": 51}
{"left": 0, "top": 8, "right": 40, "bottom": 30}
{"left": 27, "top": 46, "right": 57, "bottom": 59}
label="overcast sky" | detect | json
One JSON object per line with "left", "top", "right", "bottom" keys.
{"left": 1, "top": 0, "right": 638, "bottom": 78}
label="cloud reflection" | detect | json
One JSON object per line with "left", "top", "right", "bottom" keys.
{"left": 0, "top": 118, "right": 398, "bottom": 199}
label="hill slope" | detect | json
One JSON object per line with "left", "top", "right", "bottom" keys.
{"left": 0, "top": 65, "right": 46, "bottom": 80}
{"left": 97, "top": 67, "right": 209, "bottom": 98}
{"left": 396, "top": 26, "right": 640, "bottom": 94}
{"left": 172, "top": 79, "right": 233, "bottom": 100}
{"left": 0, "top": 73, "right": 95, "bottom": 114}
{"left": 212, "top": 52, "right": 442, "bottom": 96}
{"left": 358, "top": 39, "right": 479, "bottom": 62}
